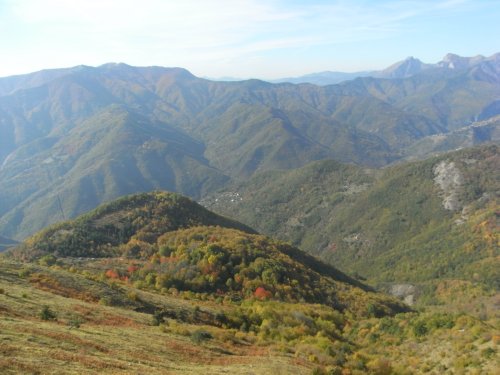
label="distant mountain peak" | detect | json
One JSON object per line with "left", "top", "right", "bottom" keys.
{"left": 378, "top": 56, "right": 430, "bottom": 78}
{"left": 95, "top": 62, "right": 196, "bottom": 80}
{"left": 437, "top": 52, "right": 499, "bottom": 70}
{"left": 442, "top": 53, "right": 460, "bottom": 61}
{"left": 99, "top": 62, "right": 130, "bottom": 68}
{"left": 440, "top": 53, "right": 468, "bottom": 69}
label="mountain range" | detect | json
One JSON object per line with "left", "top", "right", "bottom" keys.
{"left": 0, "top": 54, "right": 498, "bottom": 373}
{"left": 0, "top": 52, "right": 498, "bottom": 242}
{"left": 273, "top": 52, "right": 500, "bottom": 85}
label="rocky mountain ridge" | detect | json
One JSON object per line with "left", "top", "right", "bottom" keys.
{"left": 273, "top": 52, "right": 500, "bottom": 85}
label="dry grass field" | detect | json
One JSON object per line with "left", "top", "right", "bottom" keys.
{"left": 1, "top": 257, "right": 498, "bottom": 374}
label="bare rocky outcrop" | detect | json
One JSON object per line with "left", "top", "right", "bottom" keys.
{"left": 433, "top": 161, "right": 464, "bottom": 211}
{"left": 343, "top": 182, "right": 371, "bottom": 195}
{"left": 389, "top": 284, "right": 417, "bottom": 305}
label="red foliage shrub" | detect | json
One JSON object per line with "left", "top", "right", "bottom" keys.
{"left": 105, "top": 269, "right": 119, "bottom": 279}
{"left": 254, "top": 286, "right": 272, "bottom": 300}
{"left": 127, "top": 265, "right": 139, "bottom": 273}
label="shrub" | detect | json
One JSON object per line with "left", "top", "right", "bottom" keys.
{"left": 254, "top": 286, "right": 272, "bottom": 300}
{"left": 427, "top": 313, "right": 455, "bottom": 330}
{"left": 127, "top": 290, "right": 139, "bottom": 301}
{"left": 105, "top": 269, "right": 120, "bottom": 279}
{"left": 18, "top": 268, "right": 32, "bottom": 278}
{"left": 367, "top": 358, "right": 393, "bottom": 375}
{"left": 326, "top": 366, "right": 343, "bottom": 375}
{"left": 38, "top": 254, "right": 57, "bottom": 266}
{"left": 67, "top": 316, "right": 83, "bottom": 329}
{"left": 133, "top": 280, "right": 145, "bottom": 289}
{"left": 99, "top": 297, "right": 110, "bottom": 306}
{"left": 413, "top": 320, "right": 428, "bottom": 337}
{"left": 191, "top": 329, "right": 213, "bottom": 344}
{"left": 215, "top": 311, "right": 227, "bottom": 325}
{"left": 39, "top": 305, "right": 57, "bottom": 321}
{"left": 480, "top": 347, "right": 496, "bottom": 358}
{"left": 152, "top": 310, "right": 164, "bottom": 326}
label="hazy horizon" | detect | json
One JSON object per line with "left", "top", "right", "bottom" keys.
{"left": 1, "top": 0, "right": 499, "bottom": 80}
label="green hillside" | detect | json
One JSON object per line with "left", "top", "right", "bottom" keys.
{"left": 0, "top": 105, "right": 229, "bottom": 240}
{"left": 9, "top": 191, "right": 406, "bottom": 317}
{"left": 1, "top": 191, "right": 497, "bottom": 374}
{"left": 204, "top": 144, "right": 499, "bottom": 303}
{"left": 1, "top": 60, "right": 499, "bottom": 240}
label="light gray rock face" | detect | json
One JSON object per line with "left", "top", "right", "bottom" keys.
{"left": 389, "top": 284, "right": 417, "bottom": 306}
{"left": 433, "top": 161, "right": 464, "bottom": 211}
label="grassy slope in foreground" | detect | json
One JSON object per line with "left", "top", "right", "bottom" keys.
{"left": 2, "top": 190, "right": 498, "bottom": 374}
{"left": 0, "top": 255, "right": 497, "bottom": 374}
{"left": 0, "top": 260, "right": 313, "bottom": 374}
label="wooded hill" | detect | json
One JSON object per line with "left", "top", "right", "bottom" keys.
{"left": 10, "top": 191, "right": 407, "bottom": 318}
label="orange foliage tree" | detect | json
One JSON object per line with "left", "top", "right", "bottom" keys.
{"left": 254, "top": 286, "right": 272, "bottom": 300}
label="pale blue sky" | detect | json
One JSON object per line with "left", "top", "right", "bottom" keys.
{"left": 1, "top": 0, "right": 499, "bottom": 79}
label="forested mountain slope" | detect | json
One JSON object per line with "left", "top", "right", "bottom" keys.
{"left": 204, "top": 145, "right": 499, "bottom": 294}
{"left": 0, "top": 55, "right": 498, "bottom": 240}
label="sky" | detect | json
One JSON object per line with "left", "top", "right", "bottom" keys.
{"left": 0, "top": 0, "right": 499, "bottom": 79}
